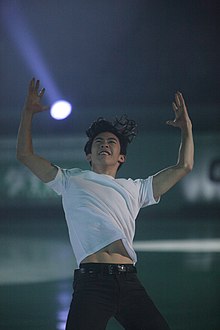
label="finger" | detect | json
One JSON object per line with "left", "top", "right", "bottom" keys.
{"left": 177, "top": 91, "right": 186, "bottom": 109}
{"left": 175, "top": 92, "right": 181, "bottom": 107}
{"left": 35, "top": 79, "right": 40, "bottom": 92}
{"left": 172, "top": 102, "right": 179, "bottom": 117}
{"left": 172, "top": 101, "right": 178, "bottom": 111}
{"left": 29, "top": 77, "right": 35, "bottom": 92}
{"left": 39, "top": 88, "right": 45, "bottom": 97}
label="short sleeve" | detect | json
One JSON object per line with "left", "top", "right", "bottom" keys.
{"left": 46, "top": 166, "right": 67, "bottom": 195}
{"left": 135, "top": 175, "right": 160, "bottom": 208}
{"left": 46, "top": 167, "right": 83, "bottom": 195}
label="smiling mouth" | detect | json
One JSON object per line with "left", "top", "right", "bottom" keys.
{"left": 99, "top": 151, "right": 111, "bottom": 155}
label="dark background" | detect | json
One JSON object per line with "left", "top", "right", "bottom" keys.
{"left": 0, "top": 0, "right": 219, "bottom": 135}
{"left": 0, "top": 2, "right": 219, "bottom": 330}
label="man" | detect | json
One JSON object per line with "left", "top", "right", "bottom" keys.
{"left": 17, "top": 78, "right": 194, "bottom": 330}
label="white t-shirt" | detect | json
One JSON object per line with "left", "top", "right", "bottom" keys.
{"left": 46, "top": 167, "right": 159, "bottom": 267}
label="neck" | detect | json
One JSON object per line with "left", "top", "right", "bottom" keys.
{"left": 91, "top": 165, "right": 118, "bottom": 178}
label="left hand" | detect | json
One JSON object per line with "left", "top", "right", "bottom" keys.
{"left": 166, "top": 91, "right": 192, "bottom": 130}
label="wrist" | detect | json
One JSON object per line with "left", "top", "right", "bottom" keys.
{"left": 180, "top": 120, "right": 192, "bottom": 133}
{"left": 21, "top": 106, "right": 34, "bottom": 118}
{"left": 20, "top": 109, "right": 35, "bottom": 127}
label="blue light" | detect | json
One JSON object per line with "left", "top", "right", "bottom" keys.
{"left": 50, "top": 100, "right": 72, "bottom": 120}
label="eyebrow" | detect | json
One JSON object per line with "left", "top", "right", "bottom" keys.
{"left": 94, "top": 136, "right": 118, "bottom": 142}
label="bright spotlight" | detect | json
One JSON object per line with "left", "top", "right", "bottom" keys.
{"left": 50, "top": 100, "right": 72, "bottom": 120}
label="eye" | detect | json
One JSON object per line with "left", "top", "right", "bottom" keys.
{"left": 94, "top": 138, "right": 102, "bottom": 143}
{"left": 109, "top": 139, "right": 117, "bottom": 144}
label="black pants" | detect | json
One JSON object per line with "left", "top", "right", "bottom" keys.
{"left": 65, "top": 264, "right": 170, "bottom": 330}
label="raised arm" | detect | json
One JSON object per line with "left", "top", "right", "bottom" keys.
{"left": 16, "top": 78, "right": 58, "bottom": 183}
{"left": 152, "top": 92, "right": 194, "bottom": 200}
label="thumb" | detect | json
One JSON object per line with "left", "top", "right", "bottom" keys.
{"left": 166, "top": 120, "right": 176, "bottom": 127}
{"left": 42, "top": 105, "right": 50, "bottom": 112}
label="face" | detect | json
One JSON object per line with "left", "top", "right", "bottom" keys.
{"left": 86, "top": 132, "right": 125, "bottom": 170}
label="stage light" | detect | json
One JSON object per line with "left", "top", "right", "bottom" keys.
{"left": 50, "top": 100, "right": 72, "bottom": 120}
{"left": 1, "top": 3, "right": 65, "bottom": 106}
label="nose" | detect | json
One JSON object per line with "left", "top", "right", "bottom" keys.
{"left": 100, "top": 141, "right": 109, "bottom": 148}
{"left": 100, "top": 144, "right": 109, "bottom": 151}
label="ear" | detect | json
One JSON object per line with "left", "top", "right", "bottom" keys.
{"left": 118, "top": 154, "right": 126, "bottom": 164}
{"left": 86, "top": 154, "right": 92, "bottom": 162}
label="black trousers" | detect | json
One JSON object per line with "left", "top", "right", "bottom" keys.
{"left": 65, "top": 264, "right": 170, "bottom": 330}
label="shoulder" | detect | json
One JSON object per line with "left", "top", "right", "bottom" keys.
{"left": 46, "top": 167, "right": 89, "bottom": 194}
{"left": 64, "top": 168, "right": 83, "bottom": 176}
{"left": 116, "top": 176, "right": 152, "bottom": 186}
{"left": 115, "top": 177, "right": 139, "bottom": 189}
{"left": 58, "top": 167, "right": 88, "bottom": 177}
{"left": 48, "top": 166, "right": 89, "bottom": 184}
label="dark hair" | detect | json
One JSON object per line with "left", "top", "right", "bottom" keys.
{"left": 84, "top": 115, "right": 138, "bottom": 156}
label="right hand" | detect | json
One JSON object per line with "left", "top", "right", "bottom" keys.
{"left": 166, "top": 91, "right": 192, "bottom": 131}
{"left": 24, "top": 78, "right": 49, "bottom": 114}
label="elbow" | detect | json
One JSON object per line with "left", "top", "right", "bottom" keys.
{"left": 183, "top": 161, "right": 194, "bottom": 174}
{"left": 16, "top": 151, "right": 31, "bottom": 165}
{"left": 177, "top": 160, "right": 194, "bottom": 175}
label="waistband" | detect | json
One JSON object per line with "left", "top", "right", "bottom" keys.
{"left": 77, "top": 263, "right": 137, "bottom": 275}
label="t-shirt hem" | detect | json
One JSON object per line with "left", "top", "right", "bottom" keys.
{"left": 76, "top": 235, "right": 128, "bottom": 268}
